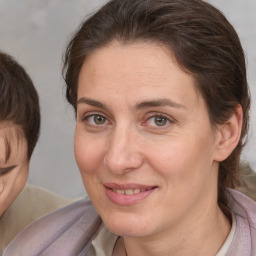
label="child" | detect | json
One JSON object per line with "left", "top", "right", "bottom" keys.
{"left": 0, "top": 52, "right": 74, "bottom": 254}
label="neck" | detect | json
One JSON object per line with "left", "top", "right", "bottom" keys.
{"left": 122, "top": 204, "right": 231, "bottom": 256}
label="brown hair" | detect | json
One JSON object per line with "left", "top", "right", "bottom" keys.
{"left": 0, "top": 52, "right": 40, "bottom": 159}
{"left": 63, "top": 0, "right": 250, "bottom": 207}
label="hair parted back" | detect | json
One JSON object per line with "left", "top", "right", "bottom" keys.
{"left": 63, "top": 0, "right": 250, "bottom": 207}
{"left": 0, "top": 52, "right": 40, "bottom": 159}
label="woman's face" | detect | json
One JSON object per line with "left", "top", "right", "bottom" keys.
{"left": 75, "top": 42, "right": 222, "bottom": 238}
{"left": 0, "top": 123, "right": 29, "bottom": 217}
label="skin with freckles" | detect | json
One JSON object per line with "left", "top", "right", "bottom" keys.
{"left": 0, "top": 122, "right": 29, "bottom": 217}
{"left": 75, "top": 42, "right": 238, "bottom": 255}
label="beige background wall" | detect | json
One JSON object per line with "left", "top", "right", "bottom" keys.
{"left": 0, "top": 0, "right": 255, "bottom": 197}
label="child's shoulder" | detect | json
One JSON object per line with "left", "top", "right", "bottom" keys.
{"left": 3, "top": 195, "right": 101, "bottom": 256}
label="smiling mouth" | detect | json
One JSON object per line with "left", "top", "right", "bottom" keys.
{"left": 113, "top": 188, "right": 149, "bottom": 195}
{"left": 104, "top": 184, "right": 157, "bottom": 205}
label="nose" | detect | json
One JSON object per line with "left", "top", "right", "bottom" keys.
{"left": 104, "top": 126, "right": 144, "bottom": 174}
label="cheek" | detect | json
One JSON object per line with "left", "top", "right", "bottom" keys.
{"left": 74, "top": 135, "right": 108, "bottom": 206}
{"left": 0, "top": 165, "right": 28, "bottom": 216}
{"left": 148, "top": 140, "right": 190, "bottom": 172}
{"left": 148, "top": 135, "right": 215, "bottom": 181}
{"left": 12, "top": 164, "right": 29, "bottom": 194}
{"left": 74, "top": 133, "right": 105, "bottom": 175}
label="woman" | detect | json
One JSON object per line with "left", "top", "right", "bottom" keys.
{"left": 4, "top": 0, "right": 255, "bottom": 255}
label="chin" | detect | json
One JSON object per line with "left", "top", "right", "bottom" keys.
{"left": 101, "top": 211, "right": 151, "bottom": 237}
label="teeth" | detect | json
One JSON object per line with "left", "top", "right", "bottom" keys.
{"left": 116, "top": 190, "right": 124, "bottom": 194}
{"left": 133, "top": 189, "right": 140, "bottom": 194}
{"left": 114, "top": 188, "right": 146, "bottom": 195}
{"left": 125, "top": 189, "right": 133, "bottom": 195}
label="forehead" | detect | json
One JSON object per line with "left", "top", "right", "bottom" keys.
{"left": 78, "top": 42, "right": 202, "bottom": 109}
{"left": 0, "top": 122, "right": 27, "bottom": 163}
{"left": 80, "top": 42, "right": 185, "bottom": 82}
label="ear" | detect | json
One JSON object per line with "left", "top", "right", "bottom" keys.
{"left": 214, "top": 105, "right": 243, "bottom": 162}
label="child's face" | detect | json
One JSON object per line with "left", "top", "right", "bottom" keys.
{"left": 0, "top": 122, "right": 29, "bottom": 217}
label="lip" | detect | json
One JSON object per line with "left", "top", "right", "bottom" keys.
{"left": 104, "top": 183, "right": 157, "bottom": 206}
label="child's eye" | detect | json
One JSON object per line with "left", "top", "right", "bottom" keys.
{"left": 83, "top": 114, "right": 109, "bottom": 126}
{"left": 0, "top": 166, "right": 15, "bottom": 176}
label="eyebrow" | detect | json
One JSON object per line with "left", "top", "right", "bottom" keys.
{"left": 77, "top": 97, "right": 109, "bottom": 110}
{"left": 135, "top": 98, "right": 186, "bottom": 110}
{"left": 77, "top": 97, "right": 186, "bottom": 111}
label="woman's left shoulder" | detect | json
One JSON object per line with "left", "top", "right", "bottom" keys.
{"left": 228, "top": 188, "right": 256, "bottom": 223}
{"left": 226, "top": 189, "right": 256, "bottom": 255}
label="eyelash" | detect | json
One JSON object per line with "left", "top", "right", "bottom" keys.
{"left": 82, "top": 112, "right": 110, "bottom": 127}
{"left": 143, "top": 113, "right": 174, "bottom": 128}
{"left": 0, "top": 166, "right": 15, "bottom": 176}
{"left": 82, "top": 112, "right": 174, "bottom": 129}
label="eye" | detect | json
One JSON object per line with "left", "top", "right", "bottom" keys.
{"left": 83, "top": 114, "right": 109, "bottom": 126}
{"left": 0, "top": 166, "right": 15, "bottom": 176}
{"left": 150, "top": 116, "right": 168, "bottom": 126}
{"left": 144, "top": 114, "right": 172, "bottom": 128}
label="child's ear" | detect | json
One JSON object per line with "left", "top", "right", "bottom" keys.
{"left": 214, "top": 105, "right": 243, "bottom": 162}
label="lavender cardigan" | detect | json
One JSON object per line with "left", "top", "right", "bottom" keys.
{"left": 3, "top": 189, "right": 256, "bottom": 256}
